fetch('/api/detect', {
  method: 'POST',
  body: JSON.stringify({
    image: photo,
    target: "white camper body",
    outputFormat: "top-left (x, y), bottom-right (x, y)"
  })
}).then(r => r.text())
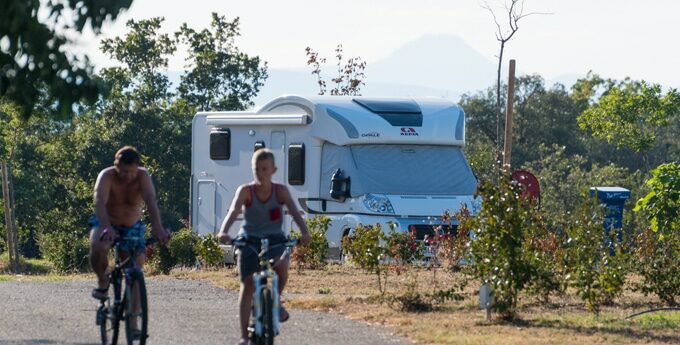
top-left (191, 95), bottom-right (478, 259)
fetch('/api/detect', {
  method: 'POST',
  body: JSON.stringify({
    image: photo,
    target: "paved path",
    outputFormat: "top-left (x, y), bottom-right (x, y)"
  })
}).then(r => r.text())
top-left (0, 278), bottom-right (412, 345)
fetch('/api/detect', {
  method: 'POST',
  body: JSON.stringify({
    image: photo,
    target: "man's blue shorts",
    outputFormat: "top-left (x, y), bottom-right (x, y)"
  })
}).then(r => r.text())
top-left (89, 216), bottom-right (147, 252)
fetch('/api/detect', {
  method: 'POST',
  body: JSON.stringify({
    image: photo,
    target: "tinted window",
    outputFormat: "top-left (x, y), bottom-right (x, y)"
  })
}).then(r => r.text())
top-left (210, 129), bottom-right (230, 160)
top-left (288, 143), bottom-right (305, 185)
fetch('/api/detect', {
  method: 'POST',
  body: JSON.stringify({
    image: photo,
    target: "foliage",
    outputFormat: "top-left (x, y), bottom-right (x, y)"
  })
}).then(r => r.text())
top-left (632, 162), bottom-right (680, 305)
top-left (146, 244), bottom-right (175, 275)
top-left (460, 75), bottom-right (587, 167)
top-left (632, 227), bottom-right (680, 306)
top-left (523, 144), bottom-right (646, 220)
top-left (176, 13), bottom-right (268, 111)
top-left (383, 223), bottom-right (424, 275)
top-left (562, 195), bottom-right (629, 314)
top-left (0, 0), bottom-right (132, 118)
top-left (634, 162), bottom-right (680, 237)
top-left (342, 223), bottom-right (387, 294)
top-left (38, 230), bottom-right (89, 273)
top-left (578, 79), bottom-right (680, 153)
top-left (168, 228), bottom-right (199, 267)
top-left (385, 274), bottom-right (466, 312)
top-left (196, 233), bottom-right (224, 268)
top-left (305, 44), bottom-right (367, 96)
top-left (291, 216), bottom-right (330, 271)
top-left (465, 169), bottom-right (545, 317)
top-left (434, 207), bottom-right (472, 272)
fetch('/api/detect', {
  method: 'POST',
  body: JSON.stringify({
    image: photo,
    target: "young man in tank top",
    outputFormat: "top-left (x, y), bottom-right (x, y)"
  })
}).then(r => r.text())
top-left (218, 148), bottom-right (312, 345)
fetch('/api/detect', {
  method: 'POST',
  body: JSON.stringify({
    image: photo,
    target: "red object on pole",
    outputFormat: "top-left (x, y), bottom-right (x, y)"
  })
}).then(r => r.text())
top-left (511, 170), bottom-right (540, 204)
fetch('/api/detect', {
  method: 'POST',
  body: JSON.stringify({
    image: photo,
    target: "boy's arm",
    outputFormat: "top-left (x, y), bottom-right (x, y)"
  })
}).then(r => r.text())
top-left (279, 185), bottom-right (311, 246)
top-left (218, 185), bottom-right (246, 243)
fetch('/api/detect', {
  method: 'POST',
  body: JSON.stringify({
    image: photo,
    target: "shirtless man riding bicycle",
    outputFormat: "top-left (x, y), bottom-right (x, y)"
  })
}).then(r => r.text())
top-left (89, 146), bottom-right (170, 300)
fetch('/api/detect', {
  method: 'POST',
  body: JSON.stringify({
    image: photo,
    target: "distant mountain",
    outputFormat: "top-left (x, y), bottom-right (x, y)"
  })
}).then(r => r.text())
top-left (168, 35), bottom-right (509, 107)
top-left (368, 34), bottom-right (497, 92)
top-left (253, 34), bottom-right (498, 106)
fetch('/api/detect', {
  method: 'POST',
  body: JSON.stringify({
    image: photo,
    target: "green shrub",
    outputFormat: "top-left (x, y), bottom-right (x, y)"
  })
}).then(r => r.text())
top-left (146, 244), bottom-right (175, 274)
top-left (168, 228), bottom-right (199, 267)
top-left (291, 216), bottom-right (330, 271)
top-left (563, 195), bottom-right (629, 314)
top-left (633, 162), bottom-right (680, 305)
top-left (342, 223), bottom-right (387, 294)
top-left (465, 170), bottom-right (547, 318)
top-left (38, 230), bottom-right (89, 273)
top-left (383, 223), bottom-right (424, 275)
top-left (196, 234), bottom-right (223, 268)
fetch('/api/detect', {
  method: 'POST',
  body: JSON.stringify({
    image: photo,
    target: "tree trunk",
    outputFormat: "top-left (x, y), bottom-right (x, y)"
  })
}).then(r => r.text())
top-left (1, 161), bottom-right (20, 271)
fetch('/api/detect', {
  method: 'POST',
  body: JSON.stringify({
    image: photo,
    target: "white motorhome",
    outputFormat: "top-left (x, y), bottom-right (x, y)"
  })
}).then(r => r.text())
top-left (191, 95), bottom-right (478, 259)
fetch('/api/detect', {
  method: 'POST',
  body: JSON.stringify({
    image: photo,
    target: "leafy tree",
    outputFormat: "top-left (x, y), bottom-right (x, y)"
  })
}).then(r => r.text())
top-left (0, 0), bottom-right (133, 118)
top-left (562, 195), bottom-right (630, 314)
top-left (176, 13), bottom-right (268, 111)
top-left (461, 75), bottom-right (586, 167)
top-left (632, 163), bottom-right (680, 305)
top-left (464, 169), bottom-right (545, 317)
top-left (577, 77), bottom-right (680, 170)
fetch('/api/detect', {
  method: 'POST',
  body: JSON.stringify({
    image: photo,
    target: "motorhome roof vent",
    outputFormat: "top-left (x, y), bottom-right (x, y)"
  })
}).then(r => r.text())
top-left (352, 98), bottom-right (423, 127)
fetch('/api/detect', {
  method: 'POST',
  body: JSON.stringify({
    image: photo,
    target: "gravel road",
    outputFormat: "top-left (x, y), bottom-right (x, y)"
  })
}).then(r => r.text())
top-left (0, 278), bottom-right (412, 345)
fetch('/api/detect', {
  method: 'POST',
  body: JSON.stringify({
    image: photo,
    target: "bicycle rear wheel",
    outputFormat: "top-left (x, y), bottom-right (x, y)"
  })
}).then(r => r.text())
top-left (261, 287), bottom-right (275, 345)
top-left (98, 298), bottom-right (122, 345)
top-left (123, 271), bottom-right (148, 345)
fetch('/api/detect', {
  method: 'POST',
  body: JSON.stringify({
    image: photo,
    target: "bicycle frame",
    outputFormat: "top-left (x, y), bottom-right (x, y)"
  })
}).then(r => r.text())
top-left (97, 235), bottom-right (154, 345)
top-left (251, 239), bottom-right (282, 336)
top-left (234, 237), bottom-right (297, 340)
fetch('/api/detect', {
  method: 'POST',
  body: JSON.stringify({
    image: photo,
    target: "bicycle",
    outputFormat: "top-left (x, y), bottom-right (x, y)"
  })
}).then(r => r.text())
top-left (233, 236), bottom-right (298, 345)
top-left (95, 233), bottom-right (156, 345)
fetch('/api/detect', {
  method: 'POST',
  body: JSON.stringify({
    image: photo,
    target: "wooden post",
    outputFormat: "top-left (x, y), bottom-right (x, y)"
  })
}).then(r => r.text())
top-left (1, 161), bottom-right (19, 271)
top-left (503, 59), bottom-right (516, 168)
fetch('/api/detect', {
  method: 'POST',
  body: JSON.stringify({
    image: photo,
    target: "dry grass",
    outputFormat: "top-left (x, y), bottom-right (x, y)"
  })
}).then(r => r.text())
top-left (168, 264), bottom-right (680, 345)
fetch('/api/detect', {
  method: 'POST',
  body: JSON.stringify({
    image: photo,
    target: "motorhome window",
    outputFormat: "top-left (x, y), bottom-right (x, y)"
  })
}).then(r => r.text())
top-left (288, 143), bottom-right (305, 185)
top-left (210, 129), bottom-right (230, 160)
top-left (319, 144), bottom-right (477, 197)
top-left (254, 140), bottom-right (265, 151)
top-left (353, 98), bottom-right (423, 126)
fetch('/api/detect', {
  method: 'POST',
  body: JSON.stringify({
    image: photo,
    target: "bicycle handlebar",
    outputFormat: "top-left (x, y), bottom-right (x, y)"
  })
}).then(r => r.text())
top-left (231, 238), bottom-right (298, 249)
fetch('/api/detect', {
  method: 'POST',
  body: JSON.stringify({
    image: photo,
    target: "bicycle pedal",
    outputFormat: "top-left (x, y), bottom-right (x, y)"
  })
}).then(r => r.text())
top-left (95, 309), bottom-right (105, 325)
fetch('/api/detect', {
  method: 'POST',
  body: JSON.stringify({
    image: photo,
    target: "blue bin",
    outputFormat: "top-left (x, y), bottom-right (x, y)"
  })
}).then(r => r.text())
top-left (589, 187), bottom-right (630, 246)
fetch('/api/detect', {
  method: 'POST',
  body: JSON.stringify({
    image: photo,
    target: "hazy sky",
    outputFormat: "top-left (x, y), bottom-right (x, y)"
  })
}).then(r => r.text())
top-left (77, 0), bottom-right (679, 87)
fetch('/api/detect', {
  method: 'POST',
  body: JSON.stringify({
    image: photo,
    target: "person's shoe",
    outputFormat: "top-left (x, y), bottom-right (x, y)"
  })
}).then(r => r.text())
top-left (236, 338), bottom-right (249, 345)
top-left (279, 305), bottom-right (290, 323)
top-left (91, 287), bottom-right (108, 300)
top-left (131, 329), bottom-right (142, 340)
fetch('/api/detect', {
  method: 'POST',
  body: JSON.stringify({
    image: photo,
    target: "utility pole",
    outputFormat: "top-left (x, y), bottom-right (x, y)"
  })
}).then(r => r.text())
top-left (1, 161), bottom-right (20, 271)
top-left (503, 59), bottom-right (516, 168)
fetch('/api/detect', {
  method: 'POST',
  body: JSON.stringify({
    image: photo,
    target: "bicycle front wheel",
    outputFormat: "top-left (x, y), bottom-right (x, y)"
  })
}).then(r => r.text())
top-left (123, 271), bottom-right (148, 345)
top-left (98, 298), bottom-right (122, 345)
top-left (261, 287), bottom-right (275, 345)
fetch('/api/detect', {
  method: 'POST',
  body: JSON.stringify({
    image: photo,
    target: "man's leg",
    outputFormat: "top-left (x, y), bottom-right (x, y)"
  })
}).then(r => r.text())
top-left (239, 275), bottom-right (255, 341)
top-left (89, 228), bottom-right (111, 291)
top-left (129, 254), bottom-right (145, 334)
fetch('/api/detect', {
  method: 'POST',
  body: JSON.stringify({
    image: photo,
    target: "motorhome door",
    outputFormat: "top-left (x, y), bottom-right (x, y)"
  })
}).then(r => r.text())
top-left (196, 180), bottom-right (216, 234)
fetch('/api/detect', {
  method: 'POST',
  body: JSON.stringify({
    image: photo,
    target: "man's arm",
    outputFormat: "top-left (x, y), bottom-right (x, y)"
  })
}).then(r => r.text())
top-left (278, 185), bottom-right (311, 246)
top-left (139, 169), bottom-right (170, 245)
top-left (94, 169), bottom-right (112, 232)
top-left (217, 185), bottom-right (247, 244)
